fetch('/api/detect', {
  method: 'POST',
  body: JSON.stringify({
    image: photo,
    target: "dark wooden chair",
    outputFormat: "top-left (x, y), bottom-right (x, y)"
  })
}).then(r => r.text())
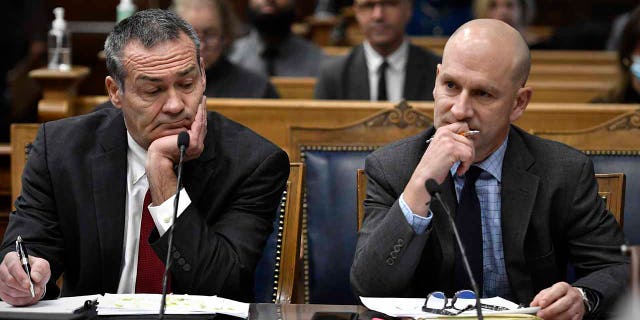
top-left (595, 173), bottom-right (625, 227)
top-left (533, 109), bottom-right (640, 241)
top-left (10, 124), bottom-right (40, 209)
top-left (289, 101), bottom-right (432, 304)
top-left (254, 163), bottom-right (305, 303)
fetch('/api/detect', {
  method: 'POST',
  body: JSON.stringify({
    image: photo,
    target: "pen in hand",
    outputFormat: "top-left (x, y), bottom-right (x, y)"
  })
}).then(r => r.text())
top-left (15, 236), bottom-right (35, 298)
top-left (426, 130), bottom-right (480, 144)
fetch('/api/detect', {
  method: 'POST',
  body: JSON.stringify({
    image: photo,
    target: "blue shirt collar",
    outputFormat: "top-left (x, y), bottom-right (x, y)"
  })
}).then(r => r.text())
top-left (450, 137), bottom-right (508, 182)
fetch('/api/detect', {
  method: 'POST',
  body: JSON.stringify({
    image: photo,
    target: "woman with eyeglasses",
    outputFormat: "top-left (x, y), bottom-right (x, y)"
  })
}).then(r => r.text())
top-left (173, 0), bottom-right (280, 99)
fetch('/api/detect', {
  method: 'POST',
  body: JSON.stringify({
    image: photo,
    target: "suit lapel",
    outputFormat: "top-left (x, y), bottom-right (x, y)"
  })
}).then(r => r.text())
top-left (91, 113), bottom-right (128, 293)
top-left (347, 45), bottom-right (371, 100)
top-left (500, 127), bottom-right (539, 302)
top-left (181, 124), bottom-right (217, 205)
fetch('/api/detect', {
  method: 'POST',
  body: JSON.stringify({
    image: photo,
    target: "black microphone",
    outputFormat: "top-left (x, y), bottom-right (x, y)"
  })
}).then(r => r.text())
top-left (425, 179), bottom-right (484, 320)
top-left (159, 131), bottom-right (190, 319)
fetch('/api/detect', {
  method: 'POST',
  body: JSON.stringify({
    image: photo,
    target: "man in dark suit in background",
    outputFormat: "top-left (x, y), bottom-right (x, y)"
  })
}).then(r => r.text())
top-left (0, 9), bottom-right (289, 306)
top-left (229, 0), bottom-right (325, 77)
top-left (314, 0), bottom-right (440, 101)
top-left (351, 19), bottom-right (628, 320)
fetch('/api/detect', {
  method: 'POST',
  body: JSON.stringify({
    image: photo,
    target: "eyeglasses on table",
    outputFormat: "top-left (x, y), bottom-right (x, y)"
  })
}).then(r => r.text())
top-left (421, 290), bottom-right (510, 315)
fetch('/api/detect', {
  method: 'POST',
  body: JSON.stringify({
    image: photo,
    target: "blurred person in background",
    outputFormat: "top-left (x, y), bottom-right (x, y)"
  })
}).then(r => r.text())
top-left (174, 0), bottom-right (279, 98)
top-left (315, 0), bottom-right (440, 101)
top-left (593, 5), bottom-right (640, 104)
top-left (472, 0), bottom-right (540, 45)
top-left (229, 0), bottom-right (325, 77)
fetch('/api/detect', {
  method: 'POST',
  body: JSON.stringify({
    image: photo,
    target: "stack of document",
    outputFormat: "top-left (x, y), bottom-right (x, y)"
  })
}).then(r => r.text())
top-left (97, 294), bottom-right (249, 318)
top-left (360, 296), bottom-right (540, 318)
top-left (0, 295), bottom-right (99, 315)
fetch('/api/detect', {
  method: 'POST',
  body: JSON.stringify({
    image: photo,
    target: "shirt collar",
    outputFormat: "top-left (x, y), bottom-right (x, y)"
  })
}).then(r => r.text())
top-left (363, 38), bottom-right (409, 73)
top-left (127, 131), bottom-right (147, 185)
top-left (450, 136), bottom-right (508, 182)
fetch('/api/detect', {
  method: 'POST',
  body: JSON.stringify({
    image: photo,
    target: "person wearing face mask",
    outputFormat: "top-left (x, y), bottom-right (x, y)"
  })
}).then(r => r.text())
top-left (173, 0), bottom-right (279, 98)
top-left (228, 0), bottom-right (326, 77)
top-left (594, 5), bottom-right (640, 104)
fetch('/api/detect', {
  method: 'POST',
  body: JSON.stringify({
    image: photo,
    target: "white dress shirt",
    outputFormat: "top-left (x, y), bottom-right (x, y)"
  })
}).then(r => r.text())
top-left (116, 132), bottom-right (192, 293)
top-left (362, 39), bottom-right (409, 102)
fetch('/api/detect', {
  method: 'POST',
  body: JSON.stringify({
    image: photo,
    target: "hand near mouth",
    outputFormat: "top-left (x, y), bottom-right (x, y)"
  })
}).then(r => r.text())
top-left (145, 95), bottom-right (208, 205)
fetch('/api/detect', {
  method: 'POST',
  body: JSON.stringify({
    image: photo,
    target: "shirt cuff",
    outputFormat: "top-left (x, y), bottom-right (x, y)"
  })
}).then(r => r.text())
top-left (399, 193), bottom-right (433, 234)
top-left (147, 188), bottom-right (191, 236)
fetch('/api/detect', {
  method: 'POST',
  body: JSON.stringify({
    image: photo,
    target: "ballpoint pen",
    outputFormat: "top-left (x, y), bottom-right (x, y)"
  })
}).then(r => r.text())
top-left (15, 236), bottom-right (35, 298)
top-left (426, 130), bottom-right (480, 144)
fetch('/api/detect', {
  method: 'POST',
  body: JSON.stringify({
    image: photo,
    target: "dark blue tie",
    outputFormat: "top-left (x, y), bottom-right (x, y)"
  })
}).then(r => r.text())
top-left (454, 165), bottom-right (483, 294)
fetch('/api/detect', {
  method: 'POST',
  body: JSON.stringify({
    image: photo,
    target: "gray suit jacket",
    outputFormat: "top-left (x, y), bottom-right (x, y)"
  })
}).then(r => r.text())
top-left (229, 29), bottom-right (325, 77)
top-left (1, 108), bottom-right (289, 302)
top-left (314, 43), bottom-right (440, 100)
top-left (351, 125), bottom-right (628, 316)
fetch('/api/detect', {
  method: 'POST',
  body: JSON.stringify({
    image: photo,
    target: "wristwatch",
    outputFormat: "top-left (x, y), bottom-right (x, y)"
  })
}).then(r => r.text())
top-left (575, 287), bottom-right (594, 314)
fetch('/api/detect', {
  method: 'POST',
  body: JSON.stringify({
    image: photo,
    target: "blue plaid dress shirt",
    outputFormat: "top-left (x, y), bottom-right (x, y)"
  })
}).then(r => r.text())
top-left (399, 137), bottom-right (511, 299)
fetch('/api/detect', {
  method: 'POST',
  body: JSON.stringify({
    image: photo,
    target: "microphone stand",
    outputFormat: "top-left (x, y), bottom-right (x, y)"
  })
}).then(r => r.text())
top-left (426, 180), bottom-right (484, 320)
top-left (159, 134), bottom-right (188, 319)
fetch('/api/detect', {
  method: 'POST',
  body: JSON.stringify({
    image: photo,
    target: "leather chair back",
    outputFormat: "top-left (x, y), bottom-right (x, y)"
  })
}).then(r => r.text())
top-left (534, 109), bottom-right (640, 243)
top-left (290, 101), bottom-right (433, 304)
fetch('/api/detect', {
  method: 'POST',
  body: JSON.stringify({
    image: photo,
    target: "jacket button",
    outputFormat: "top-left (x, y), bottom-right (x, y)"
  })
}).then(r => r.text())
top-left (173, 251), bottom-right (181, 259)
top-left (397, 239), bottom-right (404, 245)
top-left (178, 258), bottom-right (185, 265)
top-left (386, 257), bottom-right (394, 266)
top-left (390, 251), bottom-right (398, 259)
top-left (183, 264), bottom-right (191, 272)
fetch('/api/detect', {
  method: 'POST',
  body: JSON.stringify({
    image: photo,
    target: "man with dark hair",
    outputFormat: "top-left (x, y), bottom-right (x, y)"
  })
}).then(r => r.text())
top-left (0, 9), bottom-right (289, 306)
top-left (314, 0), bottom-right (440, 101)
top-left (229, 0), bottom-right (325, 77)
top-left (352, 19), bottom-right (628, 319)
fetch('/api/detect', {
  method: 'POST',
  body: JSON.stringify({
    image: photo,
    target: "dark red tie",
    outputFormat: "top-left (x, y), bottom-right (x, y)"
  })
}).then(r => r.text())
top-left (135, 191), bottom-right (170, 293)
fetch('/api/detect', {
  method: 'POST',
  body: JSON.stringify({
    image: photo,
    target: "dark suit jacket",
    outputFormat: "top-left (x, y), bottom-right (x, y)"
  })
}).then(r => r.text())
top-left (351, 126), bottom-right (628, 316)
top-left (0, 108), bottom-right (289, 302)
top-left (205, 56), bottom-right (279, 99)
top-left (314, 43), bottom-right (440, 100)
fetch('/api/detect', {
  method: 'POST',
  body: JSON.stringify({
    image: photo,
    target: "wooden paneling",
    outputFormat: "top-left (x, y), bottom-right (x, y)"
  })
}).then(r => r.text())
top-left (10, 124), bottom-right (40, 211)
top-left (68, 97), bottom-right (640, 156)
top-left (5, 98), bottom-right (637, 211)
top-left (269, 77), bottom-right (612, 103)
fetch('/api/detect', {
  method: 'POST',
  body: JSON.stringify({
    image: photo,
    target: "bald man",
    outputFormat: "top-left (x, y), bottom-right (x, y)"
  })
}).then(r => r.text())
top-left (351, 19), bottom-right (628, 320)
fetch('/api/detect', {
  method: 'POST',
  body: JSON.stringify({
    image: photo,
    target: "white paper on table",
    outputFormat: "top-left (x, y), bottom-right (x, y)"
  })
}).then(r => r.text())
top-left (97, 294), bottom-right (249, 318)
top-left (0, 295), bottom-right (99, 314)
top-left (360, 296), bottom-right (540, 318)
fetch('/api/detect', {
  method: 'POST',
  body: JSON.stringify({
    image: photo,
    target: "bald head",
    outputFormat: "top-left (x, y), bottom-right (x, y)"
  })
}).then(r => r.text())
top-left (445, 19), bottom-right (530, 87)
